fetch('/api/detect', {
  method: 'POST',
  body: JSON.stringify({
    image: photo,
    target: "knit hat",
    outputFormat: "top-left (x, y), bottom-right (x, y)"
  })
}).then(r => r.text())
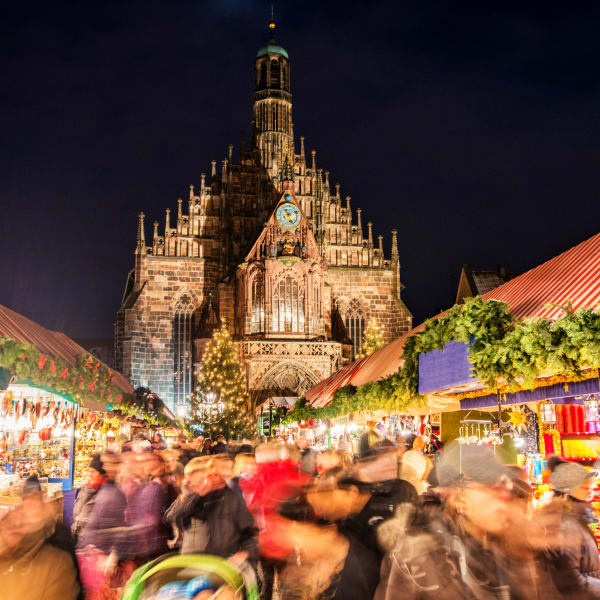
top-left (89, 453), bottom-right (106, 476)
top-left (550, 461), bottom-right (591, 494)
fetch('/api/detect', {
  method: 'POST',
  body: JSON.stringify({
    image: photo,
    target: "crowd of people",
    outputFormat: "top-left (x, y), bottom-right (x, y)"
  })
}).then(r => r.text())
top-left (1, 428), bottom-right (600, 600)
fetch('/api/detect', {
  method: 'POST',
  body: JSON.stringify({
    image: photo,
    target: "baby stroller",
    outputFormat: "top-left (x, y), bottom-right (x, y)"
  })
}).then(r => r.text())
top-left (121, 554), bottom-right (259, 600)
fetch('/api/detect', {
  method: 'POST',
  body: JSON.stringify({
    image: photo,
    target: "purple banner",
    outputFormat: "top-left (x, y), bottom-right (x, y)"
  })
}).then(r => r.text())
top-left (460, 377), bottom-right (600, 410)
top-left (418, 340), bottom-right (476, 395)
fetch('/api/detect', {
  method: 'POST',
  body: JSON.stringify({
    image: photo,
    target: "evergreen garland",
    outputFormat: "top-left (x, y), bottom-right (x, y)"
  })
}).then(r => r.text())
top-left (0, 337), bottom-right (175, 427)
top-left (284, 297), bottom-right (600, 424)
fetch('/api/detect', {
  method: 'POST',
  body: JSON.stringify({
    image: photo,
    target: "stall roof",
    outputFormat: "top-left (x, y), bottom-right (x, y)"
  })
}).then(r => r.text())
top-left (0, 303), bottom-right (133, 394)
top-left (306, 232), bottom-right (600, 409)
top-left (481, 232), bottom-right (600, 319)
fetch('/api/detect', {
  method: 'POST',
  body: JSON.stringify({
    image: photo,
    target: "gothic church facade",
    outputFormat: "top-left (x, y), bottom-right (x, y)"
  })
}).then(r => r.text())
top-left (114, 23), bottom-right (412, 411)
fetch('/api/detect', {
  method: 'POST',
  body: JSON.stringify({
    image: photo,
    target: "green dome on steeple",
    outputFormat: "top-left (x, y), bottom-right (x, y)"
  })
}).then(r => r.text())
top-left (256, 43), bottom-right (289, 59)
top-left (256, 8), bottom-right (288, 59)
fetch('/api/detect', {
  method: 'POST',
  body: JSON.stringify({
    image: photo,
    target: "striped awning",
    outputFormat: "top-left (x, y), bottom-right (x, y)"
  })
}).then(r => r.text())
top-left (484, 232), bottom-right (600, 319)
top-left (305, 232), bottom-right (600, 410)
top-left (0, 303), bottom-right (133, 394)
top-left (307, 357), bottom-right (368, 408)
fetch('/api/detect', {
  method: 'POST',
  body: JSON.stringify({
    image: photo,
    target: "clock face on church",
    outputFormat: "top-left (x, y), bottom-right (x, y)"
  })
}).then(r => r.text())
top-left (276, 202), bottom-right (301, 230)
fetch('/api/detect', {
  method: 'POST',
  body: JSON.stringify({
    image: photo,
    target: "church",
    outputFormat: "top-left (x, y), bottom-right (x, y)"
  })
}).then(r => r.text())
top-left (114, 19), bottom-right (413, 412)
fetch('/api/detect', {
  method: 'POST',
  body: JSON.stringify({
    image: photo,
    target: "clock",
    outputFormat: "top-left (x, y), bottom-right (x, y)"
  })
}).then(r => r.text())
top-left (276, 202), bottom-right (301, 230)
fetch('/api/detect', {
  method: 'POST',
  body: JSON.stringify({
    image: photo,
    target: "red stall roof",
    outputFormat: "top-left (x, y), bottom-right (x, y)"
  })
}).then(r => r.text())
top-left (306, 232), bottom-right (600, 408)
top-left (483, 232), bottom-right (600, 319)
top-left (0, 304), bottom-right (133, 394)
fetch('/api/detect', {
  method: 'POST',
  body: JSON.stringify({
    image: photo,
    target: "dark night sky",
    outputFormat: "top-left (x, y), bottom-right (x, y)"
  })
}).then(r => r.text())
top-left (1, 0), bottom-right (599, 338)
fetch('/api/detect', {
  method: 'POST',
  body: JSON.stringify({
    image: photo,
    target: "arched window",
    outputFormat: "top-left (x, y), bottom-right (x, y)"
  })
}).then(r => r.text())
top-left (313, 278), bottom-right (321, 330)
top-left (345, 299), bottom-right (365, 359)
top-left (272, 276), bottom-right (304, 333)
top-left (251, 273), bottom-right (265, 333)
top-left (270, 59), bottom-right (280, 88)
top-left (173, 295), bottom-right (194, 407)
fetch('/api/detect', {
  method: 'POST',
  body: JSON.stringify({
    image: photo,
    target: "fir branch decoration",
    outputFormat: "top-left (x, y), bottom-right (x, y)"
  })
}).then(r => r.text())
top-left (284, 297), bottom-right (600, 424)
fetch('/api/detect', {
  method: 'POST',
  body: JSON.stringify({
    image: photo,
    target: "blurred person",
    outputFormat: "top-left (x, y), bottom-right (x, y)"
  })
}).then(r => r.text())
top-left (213, 454), bottom-right (234, 485)
top-left (399, 436), bottom-right (431, 494)
top-left (166, 460), bottom-right (185, 493)
top-left (193, 436), bottom-right (206, 455)
top-left (358, 421), bottom-right (381, 459)
top-left (337, 433), bottom-right (353, 456)
top-left (315, 449), bottom-right (350, 480)
top-left (179, 436), bottom-right (199, 465)
top-left (279, 477), bottom-right (381, 600)
top-left (128, 451), bottom-right (178, 560)
top-left (541, 460), bottom-right (600, 597)
top-left (277, 504), bottom-right (355, 600)
top-left (73, 454), bottom-right (126, 549)
top-left (73, 454), bottom-right (131, 598)
top-left (393, 433), bottom-right (408, 462)
top-left (0, 484), bottom-right (80, 599)
top-left (203, 438), bottom-right (214, 455)
top-left (241, 442), bottom-right (311, 598)
top-left (72, 454), bottom-right (107, 544)
top-left (212, 434), bottom-right (229, 455)
top-left (297, 431), bottom-right (317, 475)
top-left (375, 443), bottom-right (561, 600)
top-left (164, 456), bottom-right (259, 564)
top-left (117, 449), bottom-right (141, 501)
top-left (151, 431), bottom-right (167, 450)
top-left (231, 453), bottom-right (258, 502)
top-left (340, 446), bottom-right (418, 558)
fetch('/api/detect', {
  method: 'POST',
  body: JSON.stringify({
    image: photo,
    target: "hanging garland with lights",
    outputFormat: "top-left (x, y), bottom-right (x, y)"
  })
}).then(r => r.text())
top-left (0, 337), bottom-right (175, 427)
top-left (0, 338), bottom-right (125, 405)
top-left (284, 297), bottom-right (600, 423)
top-left (188, 323), bottom-right (255, 439)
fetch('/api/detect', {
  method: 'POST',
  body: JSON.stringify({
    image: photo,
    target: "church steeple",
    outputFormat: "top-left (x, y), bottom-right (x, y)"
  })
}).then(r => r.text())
top-left (253, 9), bottom-right (293, 170)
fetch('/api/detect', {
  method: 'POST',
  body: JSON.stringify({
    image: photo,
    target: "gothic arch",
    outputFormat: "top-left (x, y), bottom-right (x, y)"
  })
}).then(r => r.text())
top-left (253, 360), bottom-right (320, 398)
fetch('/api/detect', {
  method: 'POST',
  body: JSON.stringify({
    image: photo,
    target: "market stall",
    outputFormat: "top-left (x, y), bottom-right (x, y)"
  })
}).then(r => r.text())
top-left (0, 303), bottom-right (135, 500)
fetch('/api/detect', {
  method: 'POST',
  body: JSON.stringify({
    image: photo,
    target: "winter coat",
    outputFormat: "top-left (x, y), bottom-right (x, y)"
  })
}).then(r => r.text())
top-left (0, 512), bottom-right (80, 600)
top-left (164, 486), bottom-right (259, 564)
top-left (328, 529), bottom-right (382, 600)
top-left (542, 496), bottom-right (600, 598)
top-left (71, 485), bottom-right (99, 542)
top-left (77, 480), bottom-right (129, 558)
top-left (240, 459), bottom-right (311, 559)
top-left (127, 478), bottom-right (176, 559)
top-left (341, 479), bottom-right (419, 557)
top-left (375, 503), bottom-right (565, 600)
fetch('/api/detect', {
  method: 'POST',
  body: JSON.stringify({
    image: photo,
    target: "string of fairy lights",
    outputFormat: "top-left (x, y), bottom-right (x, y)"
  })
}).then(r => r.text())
top-left (357, 320), bottom-right (384, 359)
top-left (189, 323), bottom-right (255, 438)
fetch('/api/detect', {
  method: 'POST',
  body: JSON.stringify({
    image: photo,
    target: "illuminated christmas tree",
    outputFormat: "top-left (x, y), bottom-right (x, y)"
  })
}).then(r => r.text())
top-left (189, 323), bottom-right (255, 439)
top-left (357, 319), bottom-right (384, 358)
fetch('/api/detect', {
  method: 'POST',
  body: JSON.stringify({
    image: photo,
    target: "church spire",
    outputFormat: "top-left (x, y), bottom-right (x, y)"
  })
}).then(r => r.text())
top-left (391, 229), bottom-right (400, 297)
top-left (136, 212), bottom-right (146, 254)
top-left (253, 9), bottom-right (293, 168)
top-left (268, 4), bottom-right (276, 40)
